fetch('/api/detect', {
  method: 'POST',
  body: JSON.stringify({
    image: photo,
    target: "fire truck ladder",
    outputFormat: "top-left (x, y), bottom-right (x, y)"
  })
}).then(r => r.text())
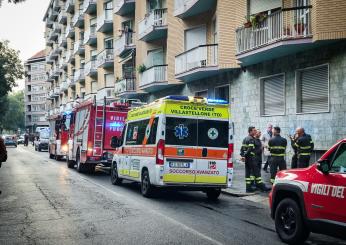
top-left (93, 98), bottom-right (106, 157)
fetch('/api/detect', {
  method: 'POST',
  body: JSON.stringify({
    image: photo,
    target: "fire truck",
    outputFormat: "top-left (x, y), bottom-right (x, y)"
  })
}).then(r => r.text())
top-left (47, 111), bottom-right (72, 160)
top-left (66, 97), bottom-right (131, 173)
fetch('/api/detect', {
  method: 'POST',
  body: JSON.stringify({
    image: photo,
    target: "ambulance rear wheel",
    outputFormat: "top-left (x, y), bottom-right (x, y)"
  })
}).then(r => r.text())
top-left (111, 162), bottom-right (122, 185)
top-left (275, 198), bottom-right (310, 244)
top-left (141, 170), bottom-right (154, 198)
top-left (206, 188), bottom-right (221, 201)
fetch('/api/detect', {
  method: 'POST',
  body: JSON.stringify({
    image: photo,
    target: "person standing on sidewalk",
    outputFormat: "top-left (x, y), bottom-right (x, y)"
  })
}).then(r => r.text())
top-left (289, 133), bottom-right (298, 169)
top-left (295, 128), bottom-right (314, 168)
top-left (254, 129), bottom-right (271, 191)
top-left (0, 135), bottom-right (7, 195)
top-left (268, 126), bottom-right (287, 184)
top-left (261, 124), bottom-right (273, 173)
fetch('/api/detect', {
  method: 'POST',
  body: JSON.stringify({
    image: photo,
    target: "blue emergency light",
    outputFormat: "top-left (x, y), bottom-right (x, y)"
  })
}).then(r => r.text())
top-left (207, 98), bottom-right (229, 104)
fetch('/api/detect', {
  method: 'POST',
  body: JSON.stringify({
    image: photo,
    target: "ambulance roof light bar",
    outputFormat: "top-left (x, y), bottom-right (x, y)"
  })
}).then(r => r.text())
top-left (164, 95), bottom-right (228, 105)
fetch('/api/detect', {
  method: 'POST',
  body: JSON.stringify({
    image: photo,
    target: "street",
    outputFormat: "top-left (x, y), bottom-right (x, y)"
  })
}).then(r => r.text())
top-left (0, 146), bottom-right (344, 245)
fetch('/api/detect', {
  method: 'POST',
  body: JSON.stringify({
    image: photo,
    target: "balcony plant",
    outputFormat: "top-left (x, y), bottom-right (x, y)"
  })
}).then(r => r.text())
top-left (294, 21), bottom-right (305, 35)
top-left (250, 13), bottom-right (267, 28)
top-left (137, 64), bottom-right (146, 74)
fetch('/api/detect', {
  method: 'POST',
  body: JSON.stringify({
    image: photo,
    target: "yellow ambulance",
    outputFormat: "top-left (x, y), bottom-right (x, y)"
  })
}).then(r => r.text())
top-left (110, 95), bottom-right (234, 199)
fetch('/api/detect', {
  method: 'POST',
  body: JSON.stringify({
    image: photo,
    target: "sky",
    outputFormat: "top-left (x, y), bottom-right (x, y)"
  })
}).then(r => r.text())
top-left (0, 0), bottom-right (49, 91)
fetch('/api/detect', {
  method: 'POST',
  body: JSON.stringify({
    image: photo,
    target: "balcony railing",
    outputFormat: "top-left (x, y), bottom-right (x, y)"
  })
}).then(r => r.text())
top-left (49, 90), bottom-right (54, 98)
top-left (65, 0), bottom-right (75, 13)
top-left (140, 65), bottom-right (167, 88)
top-left (73, 40), bottom-right (85, 54)
top-left (60, 81), bottom-right (68, 92)
top-left (97, 11), bottom-right (113, 32)
top-left (175, 44), bottom-right (218, 75)
top-left (58, 11), bottom-right (67, 24)
top-left (115, 32), bottom-right (134, 56)
top-left (72, 10), bottom-right (84, 27)
top-left (66, 24), bottom-right (75, 38)
top-left (97, 49), bottom-right (114, 67)
top-left (83, 26), bottom-right (97, 45)
top-left (58, 34), bottom-right (67, 47)
top-left (114, 78), bottom-right (136, 95)
top-left (53, 87), bottom-right (60, 96)
top-left (138, 8), bottom-right (167, 41)
top-left (83, 0), bottom-right (97, 14)
top-left (74, 69), bottom-right (85, 82)
top-left (84, 60), bottom-right (97, 76)
top-left (67, 77), bottom-right (76, 87)
top-left (174, 0), bottom-right (215, 19)
top-left (65, 50), bottom-right (73, 63)
top-left (114, 0), bottom-right (135, 15)
top-left (236, 7), bottom-right (312, 55)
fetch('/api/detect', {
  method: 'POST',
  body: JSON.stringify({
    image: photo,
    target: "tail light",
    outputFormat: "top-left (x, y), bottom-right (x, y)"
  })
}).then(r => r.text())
top-left (156, 139), bottom-right (165, 165)
top-left (227, 143), bottom-right (234, 168)
top-left (87, 141), bottom-right (93, 157)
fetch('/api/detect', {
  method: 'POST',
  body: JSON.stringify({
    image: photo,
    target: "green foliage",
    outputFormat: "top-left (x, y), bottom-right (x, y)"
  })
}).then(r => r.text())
top-left (0, 91), bottom-right (25, 131)
top-left (137, 64), bottom-right (146, 74)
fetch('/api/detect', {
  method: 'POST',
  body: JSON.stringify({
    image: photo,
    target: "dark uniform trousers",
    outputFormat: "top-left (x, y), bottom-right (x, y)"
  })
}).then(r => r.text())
top-left (269, 156), bottom-right (286, 183)
top-left (298, 155), bottom-right (310, 168)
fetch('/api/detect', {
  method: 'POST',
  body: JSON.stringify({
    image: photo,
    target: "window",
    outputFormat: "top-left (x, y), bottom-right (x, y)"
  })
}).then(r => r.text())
top-left (91, 50), bottom-right (98, 61)
top-left (104, 37), bottom-right (113, 49)
top-left (104, 1), bottom-right (113, 20)
top-left (125, 118), bottom-right (159, 145)
top-left (260, 74), bottom-right (285, 116)
top-left (147, 49), bottom-right (164, 67)
top-left (195, 90), bottom-right (208, 98)
top-left (166, 117), bottom-right (197, 146)
top-left (198, 119), bottom-right (228, 148)
top-left (215, 85), bottom-right (229, 102)
top-left (105, 73), bottom-right (115, 87)
top-left (330, 143), bottom-right (346, 174)
top-left (91, 81), bottom-right (98, 93)
top-left (184, 26), bottom-right (206, 51)
top-left (296, 64), bottom-right (329, 113)
top-left (31, 73), bottom-right (47, 82)
top-left (30, 63), bottom-right (45, 73)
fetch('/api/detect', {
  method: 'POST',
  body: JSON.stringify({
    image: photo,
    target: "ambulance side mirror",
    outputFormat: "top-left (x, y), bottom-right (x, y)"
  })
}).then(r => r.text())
top-left (111, 136), bottom-right (121, 148)
top-left (317, 159), bottom-right (330, 174)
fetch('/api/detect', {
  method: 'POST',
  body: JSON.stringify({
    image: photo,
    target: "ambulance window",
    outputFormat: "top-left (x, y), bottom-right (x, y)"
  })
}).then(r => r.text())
top-left (145, 118), bottom-right (159, 145)
top-left (125, 118), bottom-right (158, 145)
top-left (331, 143), bottom-right (346, 173)
top-left (165, 117), bottom-right (197, 146)
top-left (125, 121), bottom-right (139, 145)
top-left (198, 119), bottom-right (228, 148)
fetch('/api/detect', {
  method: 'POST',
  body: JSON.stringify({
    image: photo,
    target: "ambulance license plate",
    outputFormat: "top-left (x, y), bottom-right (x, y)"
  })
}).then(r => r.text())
top-left (169, 162), bottom-right (190, 168)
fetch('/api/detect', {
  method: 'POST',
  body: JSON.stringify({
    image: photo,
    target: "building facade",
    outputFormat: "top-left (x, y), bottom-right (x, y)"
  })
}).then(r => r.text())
top-left (24, 50), bottom-right (50, 133)
top-left (44, 0), bottom-right (346, 161)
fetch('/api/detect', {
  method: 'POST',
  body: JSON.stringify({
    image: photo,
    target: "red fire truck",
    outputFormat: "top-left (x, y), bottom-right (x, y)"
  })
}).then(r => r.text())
top-left (66, 98), bottom-right (130, 173)
top-left (48, 111), bottom-right (72, 160)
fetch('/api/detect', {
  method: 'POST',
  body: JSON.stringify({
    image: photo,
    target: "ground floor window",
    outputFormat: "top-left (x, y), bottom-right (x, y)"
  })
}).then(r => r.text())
top-left (260, 74), bottom-right (285, 116)
top-left (215, 85), bottom-right (229, 102)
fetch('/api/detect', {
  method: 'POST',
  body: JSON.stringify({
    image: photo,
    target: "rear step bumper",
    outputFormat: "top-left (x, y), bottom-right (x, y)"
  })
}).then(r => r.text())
top-left (94, 161), bottom-right (111, 173)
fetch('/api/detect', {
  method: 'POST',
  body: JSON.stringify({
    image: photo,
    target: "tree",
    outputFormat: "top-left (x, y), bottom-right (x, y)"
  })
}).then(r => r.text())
top-left (0, 0), bottom-right (26, 6)
top-left (1, 91), bottom-right (25, 132)
top-left (0, 40), bottom-right (24, 97)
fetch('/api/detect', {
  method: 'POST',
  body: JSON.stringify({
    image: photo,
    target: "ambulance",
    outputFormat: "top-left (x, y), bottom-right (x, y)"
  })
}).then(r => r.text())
top-left (110, 95), bottom-right (234, 199)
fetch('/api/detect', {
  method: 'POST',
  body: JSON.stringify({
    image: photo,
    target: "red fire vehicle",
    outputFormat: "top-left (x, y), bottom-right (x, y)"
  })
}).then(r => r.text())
top-left (270, 139), bottom-right (346, 244)
top-left (47, 111), bottom-right (72, 160)
top-left (66, 98), bottom-right (130, 173)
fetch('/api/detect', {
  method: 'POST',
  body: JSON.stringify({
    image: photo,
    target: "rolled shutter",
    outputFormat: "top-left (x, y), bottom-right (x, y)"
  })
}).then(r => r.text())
top-left (299, 65), bottom-right (329, 113)
top-left (262, 74), bottom-right (285, 115)
top-left (250, 0), bottom-right (282, 15)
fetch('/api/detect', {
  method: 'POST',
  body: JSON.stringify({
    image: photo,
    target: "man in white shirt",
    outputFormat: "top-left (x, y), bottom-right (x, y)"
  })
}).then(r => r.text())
top-left (260, 123), bottom-right (272, 173)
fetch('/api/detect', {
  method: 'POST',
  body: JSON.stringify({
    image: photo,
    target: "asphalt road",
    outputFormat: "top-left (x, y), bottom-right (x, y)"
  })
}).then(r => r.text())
top-left (0, 145), bottom-right (345, 245)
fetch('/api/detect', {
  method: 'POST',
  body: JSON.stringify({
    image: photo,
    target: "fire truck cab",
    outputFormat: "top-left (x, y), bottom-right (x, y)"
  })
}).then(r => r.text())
top-left (270, 139), bottom-right (346, 244)
top-left (66, 98), bottom-right (130, 173)
top-left (48, 112), bottom-right (71, 160)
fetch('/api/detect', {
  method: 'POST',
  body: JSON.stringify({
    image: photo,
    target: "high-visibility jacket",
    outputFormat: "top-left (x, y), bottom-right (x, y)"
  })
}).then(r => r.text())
top-left (268, 135), bottom-right (287, 157)
top-left (240, 135), bottom-right (256, 158)
top-left (296, 134), bottom-right (314, 156)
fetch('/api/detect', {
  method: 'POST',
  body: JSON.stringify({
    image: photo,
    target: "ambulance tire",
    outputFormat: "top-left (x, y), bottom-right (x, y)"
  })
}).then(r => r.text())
top-left (110, 162), bottom-right (122, 185)
top-left (275, 198), bottom-right (310, 244)
top-left (66, 156), bottom-right (75, 168)
top-left (206, 188), bottom-right (221, 201)
top-left (141, 170), bottom-right (154, 198)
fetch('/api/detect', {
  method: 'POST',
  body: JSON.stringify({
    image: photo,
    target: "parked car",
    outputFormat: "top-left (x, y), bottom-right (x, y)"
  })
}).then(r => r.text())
top-left (34, 129), bottom-right (49, 152)
top-left (4, 135), bottom-right (17, 147)
top-left (17, 135), bottom-right (25, 144)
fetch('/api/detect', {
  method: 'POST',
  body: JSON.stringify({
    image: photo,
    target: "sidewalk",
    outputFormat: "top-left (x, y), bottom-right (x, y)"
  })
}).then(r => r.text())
top-left (222, 160), bottom-right (272, 197)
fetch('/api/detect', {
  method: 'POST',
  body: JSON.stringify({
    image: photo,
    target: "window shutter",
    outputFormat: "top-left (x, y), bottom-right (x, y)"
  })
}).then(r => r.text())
top-left (262, 74), bottom-right (285, 115)
top-left (298, 65), bottom-right (329, 113)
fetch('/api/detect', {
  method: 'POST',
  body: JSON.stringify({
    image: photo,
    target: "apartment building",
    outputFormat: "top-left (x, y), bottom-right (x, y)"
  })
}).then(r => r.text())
top-left (44, 0), bottom-right (346, 160)
top-left (24, 50), bottom-right (50, 133)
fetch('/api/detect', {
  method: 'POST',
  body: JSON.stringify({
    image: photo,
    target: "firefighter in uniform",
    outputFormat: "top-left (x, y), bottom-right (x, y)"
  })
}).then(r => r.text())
top-left (295, 127), bottom-right (314, 168)
top-left (268, 126), bottom-right (287, 184)
top-left (240, 127), bottom-right (269, 192)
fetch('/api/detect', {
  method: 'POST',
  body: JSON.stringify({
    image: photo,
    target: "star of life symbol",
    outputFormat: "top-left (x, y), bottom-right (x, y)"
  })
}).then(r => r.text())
top-left (208, 128), bottom-right (218, 140)
top-left (174, 124), bottom-right (189, 139)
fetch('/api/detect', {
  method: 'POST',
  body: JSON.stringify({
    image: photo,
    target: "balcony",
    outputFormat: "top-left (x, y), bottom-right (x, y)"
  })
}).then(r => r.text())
top-left (73, 40), bottom-right (85, 55)
top-left (58, 58), bottom-right (67, 70)
top-left (65, 50), bottom-right (75, 63)
top-left (174, 0), bottom-right (216, 19)
top-left (97, 49), bottom-right (114, 68)
top-left (58, 34), bottom-right (67, 48)
top-left (175, 44), bottom-right (218, 82)
top-left (138, 9), bottom-right (167, 42)
top-left (83, 0), bottom-right (97, 14)
top-left (84, 60), bottom-right (97, 77)
top-left (53, 65), bottom-right (61, 77)
top-left (83, 26), bottom-right (97, 45)
top-left (67, 77), bottom-right (76, 87)
top-left (65, 0), bottom-right (75, 13)
top-left (72, 10), bottom-right (84, 28)
top-left (74, 69), bottom-right (85, 82)
top-left (46, 20), bottom-right (53, 28)
top-left (114, 78), bottom-right (136, 98)
top-left (114, 0), bottom-right (135, 16)
top-left (49, 90), bottom-right (54, 98)
top-left (48, 30), bottom-right (59, 42)
top-left (52, 43), bottom-right (61, 56)
top-left (66, 25), bottom-right (75, 38)
top-left (53, 0), bottom-right (62, 11)
top-left (52, 22), bottom-right (61, 34)
top-left (97, 11), bottom-right (113, 33)
top-left (60, 81), bottom-right (68, 93)
top-left (235, 6), bottom-right (313, 66)
top-left (48, 9), bottom-right (58, 21)
top-left (139, 65), bottom-right (168, 92)
top-left (58, 11), bottom-right (67, 24)
top-left (53, 87), bottom-right (60, 96)
top-left (115, 32), bottom-right (135, 57)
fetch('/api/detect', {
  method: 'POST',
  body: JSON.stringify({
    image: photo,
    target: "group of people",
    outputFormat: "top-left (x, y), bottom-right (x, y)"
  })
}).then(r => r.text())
top-left (240, 124), bottom-right (314, 193)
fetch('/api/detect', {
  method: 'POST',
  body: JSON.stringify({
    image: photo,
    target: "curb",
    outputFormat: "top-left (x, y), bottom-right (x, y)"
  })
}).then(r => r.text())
top-left (221, 189), bottom-right (257, 197)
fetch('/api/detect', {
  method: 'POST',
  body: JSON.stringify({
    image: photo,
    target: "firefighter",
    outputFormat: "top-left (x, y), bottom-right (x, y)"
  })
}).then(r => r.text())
top-left (240, 127), bottom-right (269, 192)
top-left (268, 126), bottom-right (287, 184)
top-left (295, 128), bottom-right (314, 168)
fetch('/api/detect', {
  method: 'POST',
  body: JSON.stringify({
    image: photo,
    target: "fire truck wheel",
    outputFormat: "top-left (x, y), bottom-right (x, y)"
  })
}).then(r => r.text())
top-left (76, 151), bottom-right (85, 173)
top-left (206, 188), bottom-right (221, 201)
top-left (110, 162), bottom-right (122, 185)
top-left (141, 170), bottom-right (154, 198)
top-left (88, 165), bottom-right (95, 174)
top-left (66, 156), bottom-right (75, 168)
top-left (55, 155), bottom-right (62, 161)
top-left (275, 198), bottom-right (310, 244)
top-left (49, 152), bottom-right (54, 159)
